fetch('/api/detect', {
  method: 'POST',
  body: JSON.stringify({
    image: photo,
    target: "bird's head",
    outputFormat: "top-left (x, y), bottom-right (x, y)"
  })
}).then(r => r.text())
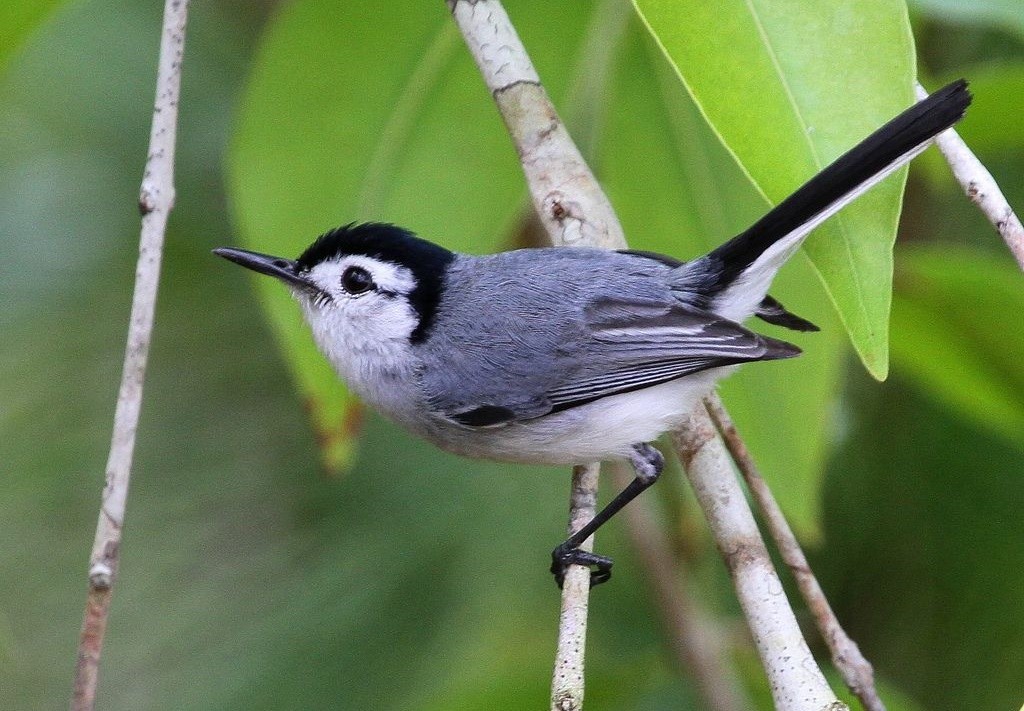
top-left (214, 223), bottom-right (454, 368)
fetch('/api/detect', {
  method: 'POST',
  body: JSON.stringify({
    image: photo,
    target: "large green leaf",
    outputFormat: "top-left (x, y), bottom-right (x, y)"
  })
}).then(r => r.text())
top-left (891, 245), bottom-right (1024, 446)
top-left (228, 0), bottom-right (593, 470)
top-left (600, 23), bottom-right (845, 537)
top-left (632, 0), bottom-right (917, 379)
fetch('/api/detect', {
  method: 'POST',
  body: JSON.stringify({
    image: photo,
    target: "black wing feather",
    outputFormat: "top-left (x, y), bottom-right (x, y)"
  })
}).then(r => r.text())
top-left (755, 295), bottom-right (819, 332)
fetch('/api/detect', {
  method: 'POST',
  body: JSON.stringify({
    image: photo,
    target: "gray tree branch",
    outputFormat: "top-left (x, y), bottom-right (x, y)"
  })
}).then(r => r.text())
top-left (673, 409), bottom-right (845, 711)
top-left (70, 2), bottom-right (189, 709)
top-left (705, 393), bottom-right (882, 711)
top-left (916, 81), bottom-right (1024, 270)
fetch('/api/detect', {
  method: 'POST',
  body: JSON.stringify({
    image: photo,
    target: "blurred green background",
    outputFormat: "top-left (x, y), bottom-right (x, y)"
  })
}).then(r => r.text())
top-left (1, 1), bottom-right (1022, 709)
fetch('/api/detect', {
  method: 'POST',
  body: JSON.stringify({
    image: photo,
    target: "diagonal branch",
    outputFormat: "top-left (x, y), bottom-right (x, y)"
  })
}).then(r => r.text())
top-left (705, 393), bottom-right (883, 711)
top-left (614, 466), bottom-right (752, 711)
top-left (69, 2), bottom-right (189, 709)
top-left (672, 408), bottom-right (844, 711)
top-left (915, 81), bottom-right (1024, 271)
top-left (447, 1), bottom-right (625, 249)
top-left (449, 2), bottom-right (844, 710)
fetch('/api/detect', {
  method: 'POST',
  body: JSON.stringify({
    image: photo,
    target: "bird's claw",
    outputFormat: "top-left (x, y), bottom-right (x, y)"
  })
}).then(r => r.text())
top-left (550, 544), bottom-right (613, 588)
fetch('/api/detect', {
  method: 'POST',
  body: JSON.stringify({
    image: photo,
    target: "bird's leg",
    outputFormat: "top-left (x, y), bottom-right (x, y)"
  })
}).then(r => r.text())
top-left (550, 442), bottom-right (664, 587)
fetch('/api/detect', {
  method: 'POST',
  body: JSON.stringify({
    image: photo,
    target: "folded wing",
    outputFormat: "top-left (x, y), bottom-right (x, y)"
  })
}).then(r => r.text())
top-left (441, 295), bottom-right (800, 427)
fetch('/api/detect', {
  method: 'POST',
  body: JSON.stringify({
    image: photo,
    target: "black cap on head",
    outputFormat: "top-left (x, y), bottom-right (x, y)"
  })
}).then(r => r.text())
top-left (296, 222), bottom-right (454, 272)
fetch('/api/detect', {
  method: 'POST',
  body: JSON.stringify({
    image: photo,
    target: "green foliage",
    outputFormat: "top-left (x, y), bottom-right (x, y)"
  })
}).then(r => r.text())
top-left (911, 0), bottom-right (1024, 38)
top-left (892, 245), bottom-right (1024, 446)
top-left (818, 379), bottom-right (1024, 711)
top-left (944, 62), bottom-right (1024, 153)
top-left (633, 0), bottom-right (915, 379)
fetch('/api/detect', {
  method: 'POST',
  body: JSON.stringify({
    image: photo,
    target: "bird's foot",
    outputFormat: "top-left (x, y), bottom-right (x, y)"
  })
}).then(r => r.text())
top-left (550, 543), bottom-right (613, 588)
top-left (548, 443), bottom-right (663, 589)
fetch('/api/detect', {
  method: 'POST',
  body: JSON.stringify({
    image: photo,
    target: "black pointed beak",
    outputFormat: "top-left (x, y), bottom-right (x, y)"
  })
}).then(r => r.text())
top-left (212, 247), bottom-right (317, 293)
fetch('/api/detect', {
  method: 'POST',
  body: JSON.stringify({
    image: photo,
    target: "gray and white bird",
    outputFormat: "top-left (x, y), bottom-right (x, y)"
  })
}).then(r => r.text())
top-left (215, 80), bottom-right (970, 586)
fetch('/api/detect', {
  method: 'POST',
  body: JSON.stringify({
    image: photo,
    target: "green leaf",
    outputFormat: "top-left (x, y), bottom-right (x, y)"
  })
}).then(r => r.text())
top-left (601, 22), bottom-right (845, 537)
top-left (0, 0), bottom-right (64, 71)
top-left (632, 0), bottom-right (918, 379)
top-left (891, 245), bottom-right (1024, 446)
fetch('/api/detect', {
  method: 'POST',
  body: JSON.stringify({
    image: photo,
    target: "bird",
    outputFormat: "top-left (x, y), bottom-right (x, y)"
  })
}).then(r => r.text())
top-left (215, 80), bottom-right (970, 587)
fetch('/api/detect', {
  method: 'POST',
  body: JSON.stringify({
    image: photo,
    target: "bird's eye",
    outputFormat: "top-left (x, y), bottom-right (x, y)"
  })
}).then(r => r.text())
top-left (341, 265), bottom-right (375, 295)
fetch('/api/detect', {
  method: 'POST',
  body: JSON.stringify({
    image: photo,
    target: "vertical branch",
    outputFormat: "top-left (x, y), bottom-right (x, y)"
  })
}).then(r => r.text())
top-left (551, 463), bottom-right (600, 710)
top-left (915, 82), bottom-right (1024, 271)
top-left (705, 394), bottom-right (883, 711)
top-left (70, 2), bottom-right (189, 709)
top-left (447, 3), bottom-right (626, 709)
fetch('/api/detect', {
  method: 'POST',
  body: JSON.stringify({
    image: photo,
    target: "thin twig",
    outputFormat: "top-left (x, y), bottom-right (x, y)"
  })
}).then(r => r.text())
top-left (613, 465), bottom-right (751, 711)
top-left (447, 2), bottom-right (626, 709)
top-left (915, 82), bottom-right (1024, 271)
top-left (551, 463), bottom-right (600, 710)
top-left (672, 410), bottom-right (846, 711)
top-left (705, 393), bottom-right (883, 711)
top-left (70, 2), bottom-right (189, 709)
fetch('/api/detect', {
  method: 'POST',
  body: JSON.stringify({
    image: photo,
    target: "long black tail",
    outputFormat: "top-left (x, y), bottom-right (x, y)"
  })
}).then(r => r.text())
top-left (697, 80), bottom-right (971, 321)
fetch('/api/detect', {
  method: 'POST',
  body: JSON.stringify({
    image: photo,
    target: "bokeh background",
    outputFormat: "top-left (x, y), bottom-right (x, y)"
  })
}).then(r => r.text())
top-left (1, 1), bottom-right (1022, 709)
